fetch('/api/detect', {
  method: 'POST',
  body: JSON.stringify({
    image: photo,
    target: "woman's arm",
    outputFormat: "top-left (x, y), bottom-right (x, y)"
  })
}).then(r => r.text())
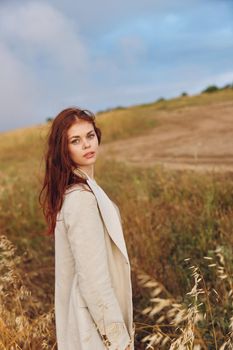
top-left (63, 189), bottom-right (131, 350)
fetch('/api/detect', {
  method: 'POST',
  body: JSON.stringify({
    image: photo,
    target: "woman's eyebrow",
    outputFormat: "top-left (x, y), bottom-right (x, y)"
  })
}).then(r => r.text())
top-left (69, 130), bottom-right (94, 140)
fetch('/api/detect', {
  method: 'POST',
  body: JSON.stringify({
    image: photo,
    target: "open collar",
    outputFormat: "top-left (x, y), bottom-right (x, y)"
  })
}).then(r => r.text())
top-left (72, 167), bottom-right (130, 264)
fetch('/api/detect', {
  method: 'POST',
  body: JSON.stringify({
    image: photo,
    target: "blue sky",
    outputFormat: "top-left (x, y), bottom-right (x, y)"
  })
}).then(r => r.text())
top-left (0, 0), bottom-right (233, 131)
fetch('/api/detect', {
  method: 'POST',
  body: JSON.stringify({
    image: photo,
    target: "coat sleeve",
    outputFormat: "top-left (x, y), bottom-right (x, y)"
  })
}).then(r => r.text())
top-left (63, 189), bottom-right (131, 350)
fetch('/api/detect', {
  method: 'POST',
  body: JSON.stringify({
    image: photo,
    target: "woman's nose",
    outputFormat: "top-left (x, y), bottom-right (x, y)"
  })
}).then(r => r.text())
top-left (82, 138), bottom-right (91, 149)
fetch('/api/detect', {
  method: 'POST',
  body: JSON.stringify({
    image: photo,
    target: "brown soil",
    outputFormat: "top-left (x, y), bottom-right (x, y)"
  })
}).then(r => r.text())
top-left (99, 100), bottom-right (233, 172)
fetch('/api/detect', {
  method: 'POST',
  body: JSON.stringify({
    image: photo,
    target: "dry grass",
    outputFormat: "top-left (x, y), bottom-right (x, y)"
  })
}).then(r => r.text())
top-left (0, 235), bottom-right (56, 350)
top-left (134, 247), bottom-right (233, 349)
top-left (0, 157), bottom-right (232, 349)
top-left (0, 157), bottom-right (233, 348)
top-left (0, 89), bottom-right (233, 349)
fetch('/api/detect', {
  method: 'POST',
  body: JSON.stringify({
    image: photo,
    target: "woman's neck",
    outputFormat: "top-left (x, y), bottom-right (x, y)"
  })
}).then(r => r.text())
top-left (75, 166), bottom-right (95, 180)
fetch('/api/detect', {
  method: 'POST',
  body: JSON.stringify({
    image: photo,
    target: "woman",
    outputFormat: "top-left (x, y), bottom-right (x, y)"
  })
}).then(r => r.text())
top-left (39, 107), bottom-right (135, 349)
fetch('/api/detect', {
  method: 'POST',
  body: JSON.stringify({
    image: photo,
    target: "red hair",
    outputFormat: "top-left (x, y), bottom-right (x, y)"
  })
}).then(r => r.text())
top-left (39, 107), bottom-right (102, 235)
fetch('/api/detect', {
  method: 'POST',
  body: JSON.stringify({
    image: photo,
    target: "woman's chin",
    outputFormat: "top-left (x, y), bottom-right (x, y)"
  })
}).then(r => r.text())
top-left (79, 157), bottom-right (97, 166)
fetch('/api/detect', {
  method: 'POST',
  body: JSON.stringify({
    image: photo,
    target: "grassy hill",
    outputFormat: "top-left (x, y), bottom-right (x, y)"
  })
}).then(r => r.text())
top-left (0, 89), bottom-right (233, 349)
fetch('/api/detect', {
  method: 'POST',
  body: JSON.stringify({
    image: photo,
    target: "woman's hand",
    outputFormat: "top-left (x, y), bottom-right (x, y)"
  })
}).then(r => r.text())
top-left (125, 346), bottom-right (130, 350)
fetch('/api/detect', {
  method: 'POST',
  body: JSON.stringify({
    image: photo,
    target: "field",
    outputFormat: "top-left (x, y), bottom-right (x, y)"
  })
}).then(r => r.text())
top-left (99, 89), bottom-right (233, 172)
top-left (0, 89), bottom-right (233, 349)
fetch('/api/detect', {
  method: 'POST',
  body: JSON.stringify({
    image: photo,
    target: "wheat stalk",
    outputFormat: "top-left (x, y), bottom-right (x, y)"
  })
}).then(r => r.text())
top-left (0, 235), bottom-right (56, 349)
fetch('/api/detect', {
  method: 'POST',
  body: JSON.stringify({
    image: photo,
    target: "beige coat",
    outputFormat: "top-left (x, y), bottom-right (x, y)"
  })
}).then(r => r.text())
top-left (54, 168), bottom-right (135, 349)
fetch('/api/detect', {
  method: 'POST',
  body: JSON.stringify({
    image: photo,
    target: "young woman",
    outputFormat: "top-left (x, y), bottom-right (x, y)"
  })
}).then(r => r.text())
top-left (39, 107), bottom-right (135, 349)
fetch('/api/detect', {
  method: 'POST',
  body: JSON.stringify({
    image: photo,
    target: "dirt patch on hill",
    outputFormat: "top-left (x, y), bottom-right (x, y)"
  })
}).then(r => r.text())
top-left (99, 100), bottom-right (233, 172)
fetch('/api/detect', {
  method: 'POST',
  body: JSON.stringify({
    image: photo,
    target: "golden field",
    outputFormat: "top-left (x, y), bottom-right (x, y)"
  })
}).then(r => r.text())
top-left (0, 89), bottom-right (233, 349)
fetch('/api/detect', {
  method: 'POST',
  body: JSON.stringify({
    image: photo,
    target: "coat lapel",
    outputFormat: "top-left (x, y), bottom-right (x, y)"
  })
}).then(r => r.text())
top-left (72, 168), bottom-right (130, 264)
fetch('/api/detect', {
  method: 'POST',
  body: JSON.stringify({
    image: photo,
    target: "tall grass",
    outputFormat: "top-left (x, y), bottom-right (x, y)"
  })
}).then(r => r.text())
top-left (0, 90), bottom-right (233, 348)
top-left (1, 156), bottom-right (232, 348)
top-left (135, 246), bottom-right (233, 349)
top-left (0, 235), bottom-right (56, 349)
top-left (1, 155), bottom-right (233, 349)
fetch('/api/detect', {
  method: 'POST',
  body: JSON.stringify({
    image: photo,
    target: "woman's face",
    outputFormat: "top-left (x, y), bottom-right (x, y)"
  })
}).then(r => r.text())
top-left (67, 118), bottom-right (99, 167)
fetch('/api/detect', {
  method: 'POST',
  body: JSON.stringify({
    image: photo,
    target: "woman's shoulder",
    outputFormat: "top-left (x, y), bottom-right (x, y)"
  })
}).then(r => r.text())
top-left (63, 183), bottom-right (96, 211)
top-left (65, 182), bottom-right (92, 195)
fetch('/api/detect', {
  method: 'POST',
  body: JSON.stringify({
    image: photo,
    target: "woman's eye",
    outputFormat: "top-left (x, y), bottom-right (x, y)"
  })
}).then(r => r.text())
top-left (70, 134), bottom-right (95, 145)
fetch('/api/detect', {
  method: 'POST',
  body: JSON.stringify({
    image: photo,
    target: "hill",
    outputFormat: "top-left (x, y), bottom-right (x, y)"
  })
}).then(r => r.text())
top-left (98, 89), bottom-right (233, 172)
top-left (1, 88), bottom-right (233, 172)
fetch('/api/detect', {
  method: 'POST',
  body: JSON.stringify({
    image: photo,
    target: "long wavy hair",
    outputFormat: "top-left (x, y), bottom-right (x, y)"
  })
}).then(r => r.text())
top-left (39, 107), bottom-right (102, 235)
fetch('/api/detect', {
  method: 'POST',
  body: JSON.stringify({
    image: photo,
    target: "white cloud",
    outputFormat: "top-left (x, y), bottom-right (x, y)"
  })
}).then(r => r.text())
top-left (0, 2), bottom-right (88, 73)
top-left (0, 1), bottom-right (90, 130)
top-left (0, 42), bottom-right (39, 131)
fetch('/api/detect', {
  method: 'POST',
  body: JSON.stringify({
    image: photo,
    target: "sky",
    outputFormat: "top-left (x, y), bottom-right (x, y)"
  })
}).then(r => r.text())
top-left (0, 0), bottom-right (233, 132)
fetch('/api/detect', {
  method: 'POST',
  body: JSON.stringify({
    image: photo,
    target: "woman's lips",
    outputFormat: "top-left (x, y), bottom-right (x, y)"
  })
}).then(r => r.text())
top-left (83, 152), bottom-right (95, 158)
